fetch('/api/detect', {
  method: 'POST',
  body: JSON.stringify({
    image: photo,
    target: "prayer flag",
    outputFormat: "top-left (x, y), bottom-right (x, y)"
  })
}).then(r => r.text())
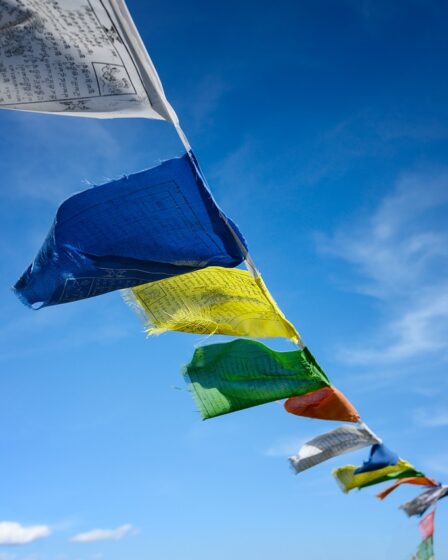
top-left (401, 486), bottom-right (448, 518)
top-left (129, 267), bottom-right (300, 342)
top-left (354, 444), bottom-right (399, 474)
top-left (14, 154), bottom-right (246, 308)
top-left (376, 477), bottom-right (439, 500)
top-left (184, 339), bottom-right (330, 419)
top-left (412, 537), bottom-right (435, 560)
top-left (419, 511), bottom-right (435, 540)
top-left (284, 386), bottom-right (360, 422)
top-left (333, 459), bottom-right (422, 493)
top-left (289, 424), bottom-right (380, 474)
top-left (0, 0), bottom-right (177, 121)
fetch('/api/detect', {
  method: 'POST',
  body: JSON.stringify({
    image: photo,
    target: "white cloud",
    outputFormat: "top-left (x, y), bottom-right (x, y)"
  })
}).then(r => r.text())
top-left (0, 522), bottom-right (51, 545)
top-left (424, 455), bottom-right (448, 476)
top-left (414, 408), bottom-right (448, 428)
top-left (70, 524), bottom-right (134, 543)
top-left (319, 168), bottom-right (448, 365)
top-left (264, 436), bottom-right (307, 457)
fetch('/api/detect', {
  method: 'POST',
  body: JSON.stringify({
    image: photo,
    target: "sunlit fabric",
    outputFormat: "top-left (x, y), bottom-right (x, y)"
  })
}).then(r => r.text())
top-left (333, 459), bottom-right (423, 493)
top-left (183, 339), bottom-right (329, 419)
top-left (129, 267), bottom-right (300, 342)
top-left (376, 477), bottom-right (439, 500)
top-left (14, 154), bottom-right (246, 308)
top-left (289, 424), bottom-right (380, 474)
top-left (354, 444), bottom-right (399, 474)
top-left (284, 386), bottom-right (360, 422)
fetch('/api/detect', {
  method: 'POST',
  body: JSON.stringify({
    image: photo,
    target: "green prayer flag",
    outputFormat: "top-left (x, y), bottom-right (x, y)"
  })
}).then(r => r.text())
top-left (183, 339), bottom-right (330, 419)
top-left (413, 537), bottom-right (435, 560)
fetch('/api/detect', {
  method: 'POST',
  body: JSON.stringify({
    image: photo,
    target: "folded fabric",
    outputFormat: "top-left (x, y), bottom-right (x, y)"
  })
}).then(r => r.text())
top-left (284, 386), bottom-right (360, 422)
top-left (15, 154), bottom-right (246, 308)
top-left (412, 537), bottom-right (435, 560)
top-left (129, 267), bottom-right (300, 342)
top-left (183, 339), bottom-right (330, 419)
top-left (419, 511), bottom-right (435, 540)
top-left (289, 423), bottom-right (380, 474)
top-left (376, 477), bottom-right (439, 500)
top-left (333, 459), bottom-right (423, 493)
top-left (354, 444), bottom-right (399, 474)
top-left (401, 486), bottom-right (448, 517)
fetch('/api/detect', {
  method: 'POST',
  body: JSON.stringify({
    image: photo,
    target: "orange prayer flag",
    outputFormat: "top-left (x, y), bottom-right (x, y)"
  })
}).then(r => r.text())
top-left (283, 386), bottom-right (360, 422)
top-left (376, 477), bottom-right (438, 500)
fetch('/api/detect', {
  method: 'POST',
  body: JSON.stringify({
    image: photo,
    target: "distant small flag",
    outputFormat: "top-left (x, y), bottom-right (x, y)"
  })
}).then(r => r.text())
top-left (184, 339), bottom-right (330, 419)
top-left (129, 267), bottom-right (300, 342)
top-left (289, 423), bottom-right (380, 474)
top-left (15, 155), bottom-right (246, 308)
top-left (0, 0), bottom-right (178, 122)
top-left (412, 537), bottom-right (435, 560)
top-left (419, 511), bottom-right (435, 540)
top-left (284, 386), bottom-right (360, 422)
top-left (376, 477), bottom-right (439, 500)
top-left (401, 486), bottom-right (448, 518)
top-left (333, 457), bottom-right (422, 493)
top-left (354, 444), bottom-right (399, 474)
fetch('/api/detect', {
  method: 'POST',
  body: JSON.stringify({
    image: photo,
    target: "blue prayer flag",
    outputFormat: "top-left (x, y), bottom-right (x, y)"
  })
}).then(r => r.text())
top-left (354, 443), bottom-right (399, 474)
top-left (14, 154), bottom-right (246, 308)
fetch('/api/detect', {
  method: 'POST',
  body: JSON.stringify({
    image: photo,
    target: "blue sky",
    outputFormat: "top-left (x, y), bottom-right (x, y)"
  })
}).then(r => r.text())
top-left (1, 0), bottom-right (448, 559)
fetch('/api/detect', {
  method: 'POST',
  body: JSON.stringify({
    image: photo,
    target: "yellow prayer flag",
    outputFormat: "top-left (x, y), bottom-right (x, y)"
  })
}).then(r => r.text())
top-left (333, 459), bottom-right (419, 493)
top-left (127, 267), bottom-right (300, 342)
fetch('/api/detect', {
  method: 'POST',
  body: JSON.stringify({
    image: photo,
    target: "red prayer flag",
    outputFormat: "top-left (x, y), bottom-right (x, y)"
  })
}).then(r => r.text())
top-left (419, 511), bottom-right (435, 540)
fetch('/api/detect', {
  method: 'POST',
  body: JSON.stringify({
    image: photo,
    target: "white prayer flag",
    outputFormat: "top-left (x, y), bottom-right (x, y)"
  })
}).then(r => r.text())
top-left (0, 0), bottom-right (178, 121)
top-left (400, 485), bottom-right (448, 517)
top-left (289, 423), bottom-right (380, 474)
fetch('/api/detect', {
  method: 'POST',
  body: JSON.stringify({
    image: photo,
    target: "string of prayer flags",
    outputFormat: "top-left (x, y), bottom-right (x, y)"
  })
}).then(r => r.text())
top-left (284, 386), bottom-right (360, 422)
top-left (129, 267), bottom-right (300, 342)
top-left (376, 477), bottom-right (439, 500)
top-left (354, 444), bottom-right (399, 474)
top-left (412, 537), bottom-right (435, 560)
top-left (14, 154), bottom-right (246, 308)
top-left (333, 459), bottom-right (423, 494)
top-left (183, 339), bottom-right (330, 419)
top-left (0, 0), bottom-right (178, 122)
top-left (400, 486), bottom-right (448, 518)
top-left (289, 423), bottom-right (380, 474)
top-left (419, 511), bottom-right (435, 540)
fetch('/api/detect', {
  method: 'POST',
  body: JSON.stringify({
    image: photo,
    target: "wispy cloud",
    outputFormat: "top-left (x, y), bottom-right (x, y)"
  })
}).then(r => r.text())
top-left (0, 553), bottom-right (16, 560)
top-left (264, 435), bottom-right (307, 457)
top-left (319, 168), bottom-right (448, 365)
top-left (0, 522), bottom-right (51, 545)
top-left (424, 455), bottom-right (448, 477)
top-left (414, 408), bottom-right (448, 428)
top-left (70, 524), bottom-right (135, 543)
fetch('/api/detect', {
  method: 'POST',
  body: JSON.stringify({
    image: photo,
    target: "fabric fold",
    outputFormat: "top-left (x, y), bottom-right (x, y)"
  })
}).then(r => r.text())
top-left (289, 423), bottom-right (380, 474)
top-left (284, 386), bottom-right (360, 422)
top-left (354, 444), bottom-right (399, 474)
top-left (400, 486), bottom-right (448, 517)
top-left (333, 458), bottom-right (422, 493)
top-left (15, 154), bottom-right (246, 308)
top-left (183, 339), bottom-right (330, 419)
top-left (376, 477), bottom-right (438, 500)
top-left (130, 267), bottom-right (300, 342)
